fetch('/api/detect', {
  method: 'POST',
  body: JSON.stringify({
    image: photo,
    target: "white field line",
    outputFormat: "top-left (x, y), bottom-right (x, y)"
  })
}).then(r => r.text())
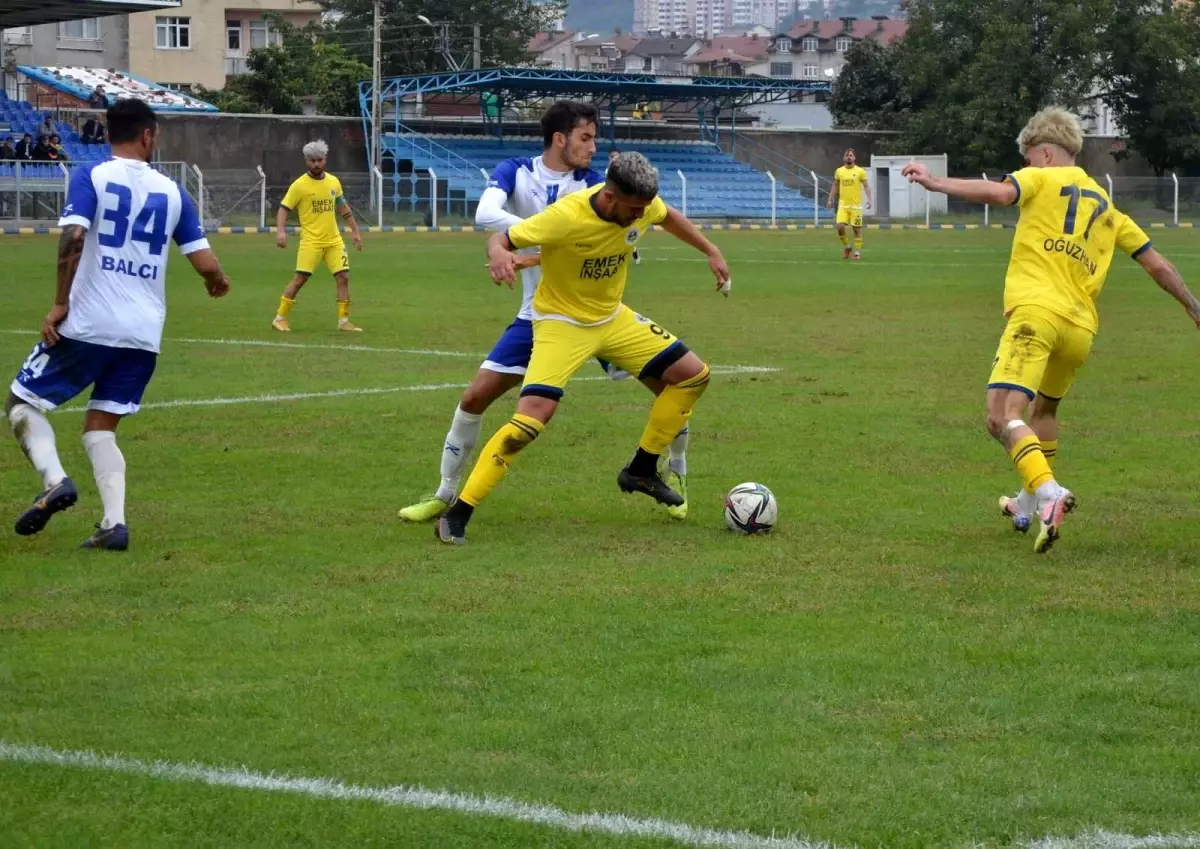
top-left (0, 740), bottom-right (843, 849)
top-left (44, 365), bottom-right (778, 413)
top-left (1, 742), bottom-right (1196, 849)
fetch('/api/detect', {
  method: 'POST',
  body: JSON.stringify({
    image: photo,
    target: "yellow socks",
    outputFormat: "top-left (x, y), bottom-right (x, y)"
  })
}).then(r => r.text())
top-left (1009, 435), bottom-right (1054, 493)
top-left (458, 414), bottom-right (544, 507)
top-left (276, 296), bottom-right (295, 319)
top-left (638, 366), bottom-right (710, 455)
top-left (337, 299), bottom-right (350, 323)
top-left (838, 231), bottom-right (851, 247)
top-left (853, 235), bottom-right (863, 252)
top-left (1041, 439), bottom-right (1058, 469)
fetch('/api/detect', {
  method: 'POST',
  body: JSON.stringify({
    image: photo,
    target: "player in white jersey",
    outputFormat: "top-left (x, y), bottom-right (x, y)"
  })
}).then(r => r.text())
top-left (5, 98), bottom-right (230, 551)
top-left (398, 101), bottom-right (694, 522)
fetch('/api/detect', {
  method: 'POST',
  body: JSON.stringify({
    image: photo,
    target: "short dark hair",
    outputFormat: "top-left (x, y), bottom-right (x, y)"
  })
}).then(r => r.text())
top-left (107, 98), bottom-right (158, 144)
top-left (608, 147), bottom-right (621, 156)
top-left (541, 100), bottom-right (599, 150)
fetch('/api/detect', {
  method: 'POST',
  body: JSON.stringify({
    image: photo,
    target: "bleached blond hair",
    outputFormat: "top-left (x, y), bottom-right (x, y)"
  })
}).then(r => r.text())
top-left (302, 139), bottom-right (329, 159)
top-left (1017, 108), bottom-right (1083, 158)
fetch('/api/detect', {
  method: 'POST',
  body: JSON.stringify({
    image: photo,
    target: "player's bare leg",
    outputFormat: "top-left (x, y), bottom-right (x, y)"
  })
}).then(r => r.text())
top-left (79, 409), bottom-right (129, 551)
top-left (334, 270), bottom-right (361, 332)
top-left (273, 272), bottom-right (309, 332)
top-left (639, 375), bottom-right (690, 519)
top-left (986, 388), bottom-right (1073, 553)
top-left (837, 223), bottom-right (851, 259)
top-left (6, 391), bottom-right (77, 535)
top-left (399, 368), bottom-right (523, 522)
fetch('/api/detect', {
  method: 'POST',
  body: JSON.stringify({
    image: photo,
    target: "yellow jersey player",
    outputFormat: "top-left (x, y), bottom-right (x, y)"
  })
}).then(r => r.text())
top-left (829, 148), bottom-right (871, 260)
top-left (272, 140), bottom-right (364, 332)
top-left (434, 152), bottom-right (731, 545)
top-left (903, 107), bottom-right (1200, 553)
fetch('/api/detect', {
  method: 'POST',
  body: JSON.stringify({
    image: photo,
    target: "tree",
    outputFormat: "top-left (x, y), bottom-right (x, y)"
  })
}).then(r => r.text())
top-left (196, 16), bottom-right (370, 115)
top-left (829, 39), bottom-right (909, 131)
top-left (325, 0), bottom-right (567, 78)
top-left (895, 0), bottom-right (1109, 174)
top-left (1101, 0), bottom-right (1200, 176)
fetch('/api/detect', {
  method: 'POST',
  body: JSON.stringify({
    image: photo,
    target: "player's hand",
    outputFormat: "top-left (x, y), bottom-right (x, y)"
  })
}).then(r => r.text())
top-left (901, 163), bottom-right (932, 186)
top-left (352, 232), bottom-right (364, 252)
top-left (275, 231), bottom-right (287, 249)
top-left (41, 304), bottom-right (68, 347)
top-left (513, 254), bottom-right (541, 271)
top-left (205, 274), bottom-right (231, 299)
top-left (708, 251), bottom-right (731, 297)
top-left (488, 250), bottom-right (518, 288)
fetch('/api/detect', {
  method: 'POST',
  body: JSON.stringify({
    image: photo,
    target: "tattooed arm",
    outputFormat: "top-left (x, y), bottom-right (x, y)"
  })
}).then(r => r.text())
top-left (1136, 248), bottom-right (1200, 329)
top-left (42, 224), bottom-right (85, 346)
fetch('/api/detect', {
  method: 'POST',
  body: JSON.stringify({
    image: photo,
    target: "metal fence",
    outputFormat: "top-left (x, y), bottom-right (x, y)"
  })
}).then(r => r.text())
top-left (4, 162), bottom-right (1200, 228)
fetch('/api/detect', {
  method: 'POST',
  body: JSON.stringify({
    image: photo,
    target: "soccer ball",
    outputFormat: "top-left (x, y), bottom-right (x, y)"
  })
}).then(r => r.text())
top-left (724, 482), bottom-right (777, 534)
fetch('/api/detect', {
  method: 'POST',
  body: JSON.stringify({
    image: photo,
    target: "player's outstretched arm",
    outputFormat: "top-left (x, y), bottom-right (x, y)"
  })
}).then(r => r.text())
top-left (42, 224), bottom-right (86, 346)
top-left (186, 248), bottom-right (231, 299)
top-left (1137, 248), bottom-right (1200, 328)
top-left (275, 206), bottom-right (289, 248)
top-left (658, 206), bottom-right (731, 295)
top-left (476, 186), bottom-right (523, 232)
top-left (902, 164), bottom-right (1017, 206)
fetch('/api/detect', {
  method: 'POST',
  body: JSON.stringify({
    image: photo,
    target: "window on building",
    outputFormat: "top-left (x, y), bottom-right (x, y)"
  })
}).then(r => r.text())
top-left (58, 18), bottom-right (100, 40)
top-left (802, 64), bottom-right (818, 78)
top-left (3, 27), bottom-right (33, 45)
top-left (769, 61), bottom-right (793, 78)
top-left (227, 22), bottom-right (242, 53)
top-left (801, 37), bottom-right (818, 51)
top-left (775, 37), bottom-right (791, 52)
top-left (155, 17), bottom-right (190, 49)
top-left (642, 56), bottom-right (652, 71)
top-left (835, 36), bottom-right (851, 52)
top-left (248, 19), bottom-right (281, 49)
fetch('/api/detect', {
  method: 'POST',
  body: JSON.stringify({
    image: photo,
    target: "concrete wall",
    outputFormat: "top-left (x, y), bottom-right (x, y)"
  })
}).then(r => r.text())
top-left (155, 112), bottom-right (1161, 182)
top-left (2, 17), bottom-right (129, 75)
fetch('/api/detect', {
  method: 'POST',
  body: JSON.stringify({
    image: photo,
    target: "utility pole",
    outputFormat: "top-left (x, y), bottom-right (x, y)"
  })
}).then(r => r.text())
top-left (371, 0), bottom-right (382, 210)
top-left (472, 23), bottom-right (481, 69)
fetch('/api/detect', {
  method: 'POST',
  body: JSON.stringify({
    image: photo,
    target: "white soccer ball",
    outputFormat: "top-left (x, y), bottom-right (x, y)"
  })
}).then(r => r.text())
top-left (724, 482), bottom-right (777, 534)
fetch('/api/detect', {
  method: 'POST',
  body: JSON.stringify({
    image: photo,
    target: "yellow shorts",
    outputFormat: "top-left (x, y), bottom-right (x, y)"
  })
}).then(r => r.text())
top-left (988, 305), bottom-right (1095, 401)
top-left (837, 207), bottom-right (863, 228)
top-left (296, 242), bottom-right (349, 276)
top-left (522, 305), bottom-right (687, 399)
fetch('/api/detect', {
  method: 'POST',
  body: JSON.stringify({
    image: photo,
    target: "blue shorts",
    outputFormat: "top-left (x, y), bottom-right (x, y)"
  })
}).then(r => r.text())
top-left (10, 337), bottom-right (158, 416)
top-left (481, 317), bottom-right (632, 380)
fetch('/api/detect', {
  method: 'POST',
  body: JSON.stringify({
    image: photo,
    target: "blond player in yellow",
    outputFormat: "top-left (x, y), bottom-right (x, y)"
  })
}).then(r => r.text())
top-left (434, 152), bottom-right (730, 545)
top-left (829, 148), bottom-right (871, 260)
top-left (903, 108), bottom-right (1200, 553)
top-left (272, 140), bottom-right (364, 332)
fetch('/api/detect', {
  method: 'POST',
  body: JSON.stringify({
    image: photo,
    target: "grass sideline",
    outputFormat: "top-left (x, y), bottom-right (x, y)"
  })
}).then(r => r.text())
top-left (1, 229), bottom-right (1199, 848)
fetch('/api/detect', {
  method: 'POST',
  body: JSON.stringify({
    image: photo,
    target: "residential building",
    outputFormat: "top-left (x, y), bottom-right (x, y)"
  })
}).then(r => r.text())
top-left (2, 18), bottom-right (129, 75)
top-left (620, 37), bottom-right (703, 75)
top-left (127, 0), bottom-right (322, 90)
top-left (746, 16), bottom-right (907, 80)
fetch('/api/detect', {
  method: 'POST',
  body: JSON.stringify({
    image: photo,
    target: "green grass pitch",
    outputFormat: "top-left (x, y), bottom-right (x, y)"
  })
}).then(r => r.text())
top-left (1, 229), bottom-right (1199, 848)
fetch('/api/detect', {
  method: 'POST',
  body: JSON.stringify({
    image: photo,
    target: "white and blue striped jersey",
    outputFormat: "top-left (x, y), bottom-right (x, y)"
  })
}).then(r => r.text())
top-left (57, 158), bottom-right (209, 354)
top-left (478, 156), bottom-right (602, 320)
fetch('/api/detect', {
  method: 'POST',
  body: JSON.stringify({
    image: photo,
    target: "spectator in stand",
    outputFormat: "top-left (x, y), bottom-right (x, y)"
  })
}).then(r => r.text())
top-left (87, 85), bottom-right (107, 109)
top-left (14, 133), bottom-right (34, 160)
top-left (48, 134), bottom-right (68, 161)
top-left (81, 116), bottom-right (106, 145)
top-left (0, 136), bottom-right (15, 161)
top-left (39, 115), bottom-right (56, 139)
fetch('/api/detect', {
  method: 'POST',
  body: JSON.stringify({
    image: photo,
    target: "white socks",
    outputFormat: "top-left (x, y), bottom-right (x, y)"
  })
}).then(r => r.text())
top-left (668, 426), bottom-right (689, 476)
top-left (9, 403), bottom-right (66, 488)
top-left (1016, 489), bottom-right (1037, 516)
top-left (83, 430), bottom-right (126, 529)
top-left (437, 406), bottom-right (483, 503)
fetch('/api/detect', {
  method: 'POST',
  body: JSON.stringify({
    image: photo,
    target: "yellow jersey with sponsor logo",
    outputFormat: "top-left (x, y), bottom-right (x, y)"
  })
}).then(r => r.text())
top-left (506, 185), bottom-right (668, 326)
top-left (834, 165), bottom-right (868, 210)
top-left (1002, 166), bottom-right (1151, 333)
top-left (281, 172), bottom-right (345, 247)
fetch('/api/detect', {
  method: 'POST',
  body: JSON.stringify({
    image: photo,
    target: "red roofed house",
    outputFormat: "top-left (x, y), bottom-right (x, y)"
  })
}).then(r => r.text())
top-left (746, 16), bottom-right (908, 80)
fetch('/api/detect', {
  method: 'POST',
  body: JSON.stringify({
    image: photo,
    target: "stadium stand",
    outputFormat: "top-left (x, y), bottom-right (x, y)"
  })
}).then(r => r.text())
top-left (17, 66), bottom-right (218, 113)
top-left (382, 134), bottom-right (825, 220)
top-left (0, 90), bottom-right (112, 163)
